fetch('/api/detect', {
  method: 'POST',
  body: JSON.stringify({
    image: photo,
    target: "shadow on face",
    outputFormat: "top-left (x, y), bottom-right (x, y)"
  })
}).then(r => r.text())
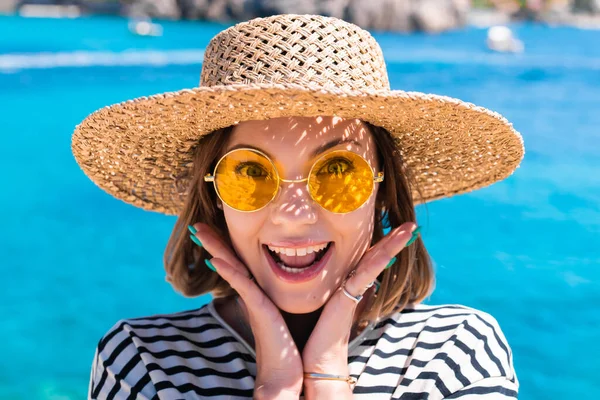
top-left (219, 116), bottom-right (382, 314)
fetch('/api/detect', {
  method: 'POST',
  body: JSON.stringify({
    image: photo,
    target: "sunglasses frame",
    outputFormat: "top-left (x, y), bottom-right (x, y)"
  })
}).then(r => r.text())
top-left (204, 147), bottom-right (384, 214)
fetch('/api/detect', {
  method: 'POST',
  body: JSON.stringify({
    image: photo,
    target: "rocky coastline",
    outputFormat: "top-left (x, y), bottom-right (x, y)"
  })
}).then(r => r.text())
top-left (4, 0), bottom-right (600, 32)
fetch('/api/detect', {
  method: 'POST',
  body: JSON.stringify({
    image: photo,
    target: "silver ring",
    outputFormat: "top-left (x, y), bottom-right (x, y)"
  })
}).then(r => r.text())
top-left (341, 284), bottom-right (363, 303)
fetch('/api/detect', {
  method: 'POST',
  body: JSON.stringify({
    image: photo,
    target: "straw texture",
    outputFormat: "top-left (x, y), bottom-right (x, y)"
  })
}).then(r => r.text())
top-left (72, 14), bottom-right (524, 215)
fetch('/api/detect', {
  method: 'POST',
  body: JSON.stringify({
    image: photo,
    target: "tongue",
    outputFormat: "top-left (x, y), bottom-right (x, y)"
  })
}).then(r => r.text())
top-left (279, 252), bottom-right (317, 268)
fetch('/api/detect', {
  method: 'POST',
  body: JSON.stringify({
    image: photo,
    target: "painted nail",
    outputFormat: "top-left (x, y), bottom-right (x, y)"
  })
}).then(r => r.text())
top-left (374, 280), bottom-right (381, 293)
top-left (188, 225), bottom-right (197, 234)
top-left (189, 234), bottom-right (203, 247)
top-left (406, 226), bottom-right (422, 246)
top-left (385, 256), bottom-right (397, 270)
top-left (204, 259), bottom-right (216, 272)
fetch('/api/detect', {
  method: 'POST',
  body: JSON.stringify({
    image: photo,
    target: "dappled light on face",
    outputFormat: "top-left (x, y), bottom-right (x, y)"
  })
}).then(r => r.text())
top-left (223, 116), bottom-right (380, 311)
top-left (270, 180), bottom-right (319, 227)
top-left (365, 141), bottom-right (372, 163)
top-left (347, 122), bottom-right (372, 167)
top-left (348, 223), bottom-right (369, 269)
top-left (294, 130), bottom-right (308, 148)
top-left (328, 217), bottom-right (373, 291)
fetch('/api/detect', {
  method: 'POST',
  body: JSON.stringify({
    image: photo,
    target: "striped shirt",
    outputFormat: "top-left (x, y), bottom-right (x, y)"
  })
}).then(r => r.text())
top-left (88, 302), bottom-right (519, 399)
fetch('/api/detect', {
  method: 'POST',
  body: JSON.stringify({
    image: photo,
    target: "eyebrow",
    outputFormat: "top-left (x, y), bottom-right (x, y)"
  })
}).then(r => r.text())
top-left (310, 138), bottom-right (362, 158)
top-left (227, 138), bottom-right (362, 160)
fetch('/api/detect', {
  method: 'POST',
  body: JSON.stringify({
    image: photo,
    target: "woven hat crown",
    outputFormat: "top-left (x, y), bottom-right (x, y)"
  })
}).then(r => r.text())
top-left (200, 14), bottom-right (390, 91)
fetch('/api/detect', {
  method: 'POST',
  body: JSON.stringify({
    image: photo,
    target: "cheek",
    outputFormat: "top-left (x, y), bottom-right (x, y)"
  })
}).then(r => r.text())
top-left (328, 198), bottom-right (377, 256)
top-left (224, 210), bottom-right (261, 237)
top-left (222, 208), bottom-right (269, 262)
top-left (350, 195), bottom-right (377, 235)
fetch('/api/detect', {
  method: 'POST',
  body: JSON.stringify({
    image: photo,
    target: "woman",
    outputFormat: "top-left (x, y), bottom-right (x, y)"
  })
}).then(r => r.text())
top-left (74, 14), bottom-right (523, 400)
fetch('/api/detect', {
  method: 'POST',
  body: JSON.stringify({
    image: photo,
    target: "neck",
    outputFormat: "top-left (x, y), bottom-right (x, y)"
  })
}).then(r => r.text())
top-left (281, 307), bottom-right (323, 353)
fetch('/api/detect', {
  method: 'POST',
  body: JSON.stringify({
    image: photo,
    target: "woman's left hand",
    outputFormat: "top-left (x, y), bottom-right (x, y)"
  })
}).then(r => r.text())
top-left (301, 222), bottom-right (418, 394)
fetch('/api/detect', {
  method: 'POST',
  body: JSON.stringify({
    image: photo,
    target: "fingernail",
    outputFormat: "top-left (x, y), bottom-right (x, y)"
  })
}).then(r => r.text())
top-left (204, 259), bottom-right (216, 272)
top-left (385, 256), bottom-right (397, 270)
top-left (374, 280), bottom-right (381, 293)
top-left (406, 226), bottom-right (422, 246)
top-left (189, 234), bottom-right (203, 247)
top-left (188, 225), bottom-right (197, 234)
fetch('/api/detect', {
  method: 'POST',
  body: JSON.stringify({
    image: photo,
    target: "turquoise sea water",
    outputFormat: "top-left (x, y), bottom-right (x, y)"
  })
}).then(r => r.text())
top-left (1, 15), bottom-right (598, 400)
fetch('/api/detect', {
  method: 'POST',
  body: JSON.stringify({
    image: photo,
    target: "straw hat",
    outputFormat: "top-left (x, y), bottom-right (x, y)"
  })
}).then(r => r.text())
top-left (72, 14), bottom-right (524, 215)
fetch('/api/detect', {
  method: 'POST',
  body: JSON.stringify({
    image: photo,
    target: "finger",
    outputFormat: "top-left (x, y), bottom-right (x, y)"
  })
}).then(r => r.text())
top-left (343, 222), bottom-right (418, 300)
top-left (209, 258), bottom-right (275, 324)
top-left (190, 223), bottom-right (247, 271)
top-left (209, 257), bottom-right (280, 311)
top-left (209, 258), bottom-right (258, 300)
top-left (210, 258), bottom-right (292, 345)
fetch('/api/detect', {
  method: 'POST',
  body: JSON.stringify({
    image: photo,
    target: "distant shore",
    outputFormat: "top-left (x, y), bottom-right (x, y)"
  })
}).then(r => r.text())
top-left (2, 0), bottom-right (599, 32)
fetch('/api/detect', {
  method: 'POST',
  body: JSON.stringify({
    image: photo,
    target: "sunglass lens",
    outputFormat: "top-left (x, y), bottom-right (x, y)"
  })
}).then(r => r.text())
top-left (214, 149), bottom-right (278, 211)
top-left (309, 151), bottom-right (374, 213)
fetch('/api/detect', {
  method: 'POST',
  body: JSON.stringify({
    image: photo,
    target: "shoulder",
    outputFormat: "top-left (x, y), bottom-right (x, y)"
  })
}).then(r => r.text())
top-left (89, 305), bottom-right (217, 399)
top-left (384, 303), bottom-right (512, 340)
top-left (94, 305), bottom-right (216, 359)
top-left (390, 303), bottom-right (516, 375)
top-left (395, 302), bottom-right (511, 338)
top-left (367, 303), bottom-right (518, 398)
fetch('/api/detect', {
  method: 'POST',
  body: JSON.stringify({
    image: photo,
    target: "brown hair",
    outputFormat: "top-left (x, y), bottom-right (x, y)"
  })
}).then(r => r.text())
top-left (164, 122), bottom-right (435, 323)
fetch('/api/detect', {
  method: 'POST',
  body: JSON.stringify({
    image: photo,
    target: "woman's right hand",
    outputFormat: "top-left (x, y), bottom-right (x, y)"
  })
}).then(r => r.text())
top-left (190, 223), bottom-right (303, 400)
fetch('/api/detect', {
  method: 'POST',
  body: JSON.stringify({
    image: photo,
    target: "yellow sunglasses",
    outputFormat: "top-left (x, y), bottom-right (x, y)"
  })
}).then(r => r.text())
top-left (204, 148), bottom-right (384, 214)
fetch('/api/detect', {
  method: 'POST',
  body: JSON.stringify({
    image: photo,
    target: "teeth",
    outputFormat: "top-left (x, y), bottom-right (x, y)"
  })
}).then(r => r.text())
top-left (267, 242), bottom-right (329, 256)
top-left (278, 263), bottom-right (312, 273)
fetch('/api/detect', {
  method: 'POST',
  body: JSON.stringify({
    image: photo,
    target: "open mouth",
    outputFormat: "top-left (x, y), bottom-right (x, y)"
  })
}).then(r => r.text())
top-left (265, 242), bottom-right (332, 272)
top-left (262, 242), bottom-right (334, 282)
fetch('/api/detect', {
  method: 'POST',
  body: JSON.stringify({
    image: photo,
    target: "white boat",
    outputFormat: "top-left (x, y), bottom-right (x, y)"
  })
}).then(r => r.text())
top-left (128, 18), bottom-right (163, 37)
top-left (486, 25), bottom-right (524, 53)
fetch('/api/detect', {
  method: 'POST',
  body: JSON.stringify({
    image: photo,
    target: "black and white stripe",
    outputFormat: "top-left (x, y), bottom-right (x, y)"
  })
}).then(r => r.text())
top-left (89, 303), bottom-right (518, 399)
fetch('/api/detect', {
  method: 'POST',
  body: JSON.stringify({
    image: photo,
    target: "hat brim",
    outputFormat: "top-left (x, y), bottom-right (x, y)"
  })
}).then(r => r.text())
top-left (72, 83), bottom-right (524, 215)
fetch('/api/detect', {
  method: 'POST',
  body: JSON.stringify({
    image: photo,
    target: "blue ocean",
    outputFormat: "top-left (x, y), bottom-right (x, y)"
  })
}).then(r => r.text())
top-left (1, 15), bottom-right (598, 400)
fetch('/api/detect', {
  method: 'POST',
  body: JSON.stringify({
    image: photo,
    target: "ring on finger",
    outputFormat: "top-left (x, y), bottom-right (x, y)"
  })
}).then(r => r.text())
top-left (341, 281), bottom-right (363, 304)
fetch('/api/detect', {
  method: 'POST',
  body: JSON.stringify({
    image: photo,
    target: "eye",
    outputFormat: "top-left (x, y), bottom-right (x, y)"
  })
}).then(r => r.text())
top-left (317, 157), bottom-right (353, 176)
top-left (236, 162), bottom-right (269, 178)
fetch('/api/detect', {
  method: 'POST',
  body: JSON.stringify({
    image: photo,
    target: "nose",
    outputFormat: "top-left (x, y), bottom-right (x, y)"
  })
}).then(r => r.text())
top-left (269, 181), bottom-right (318, 226)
